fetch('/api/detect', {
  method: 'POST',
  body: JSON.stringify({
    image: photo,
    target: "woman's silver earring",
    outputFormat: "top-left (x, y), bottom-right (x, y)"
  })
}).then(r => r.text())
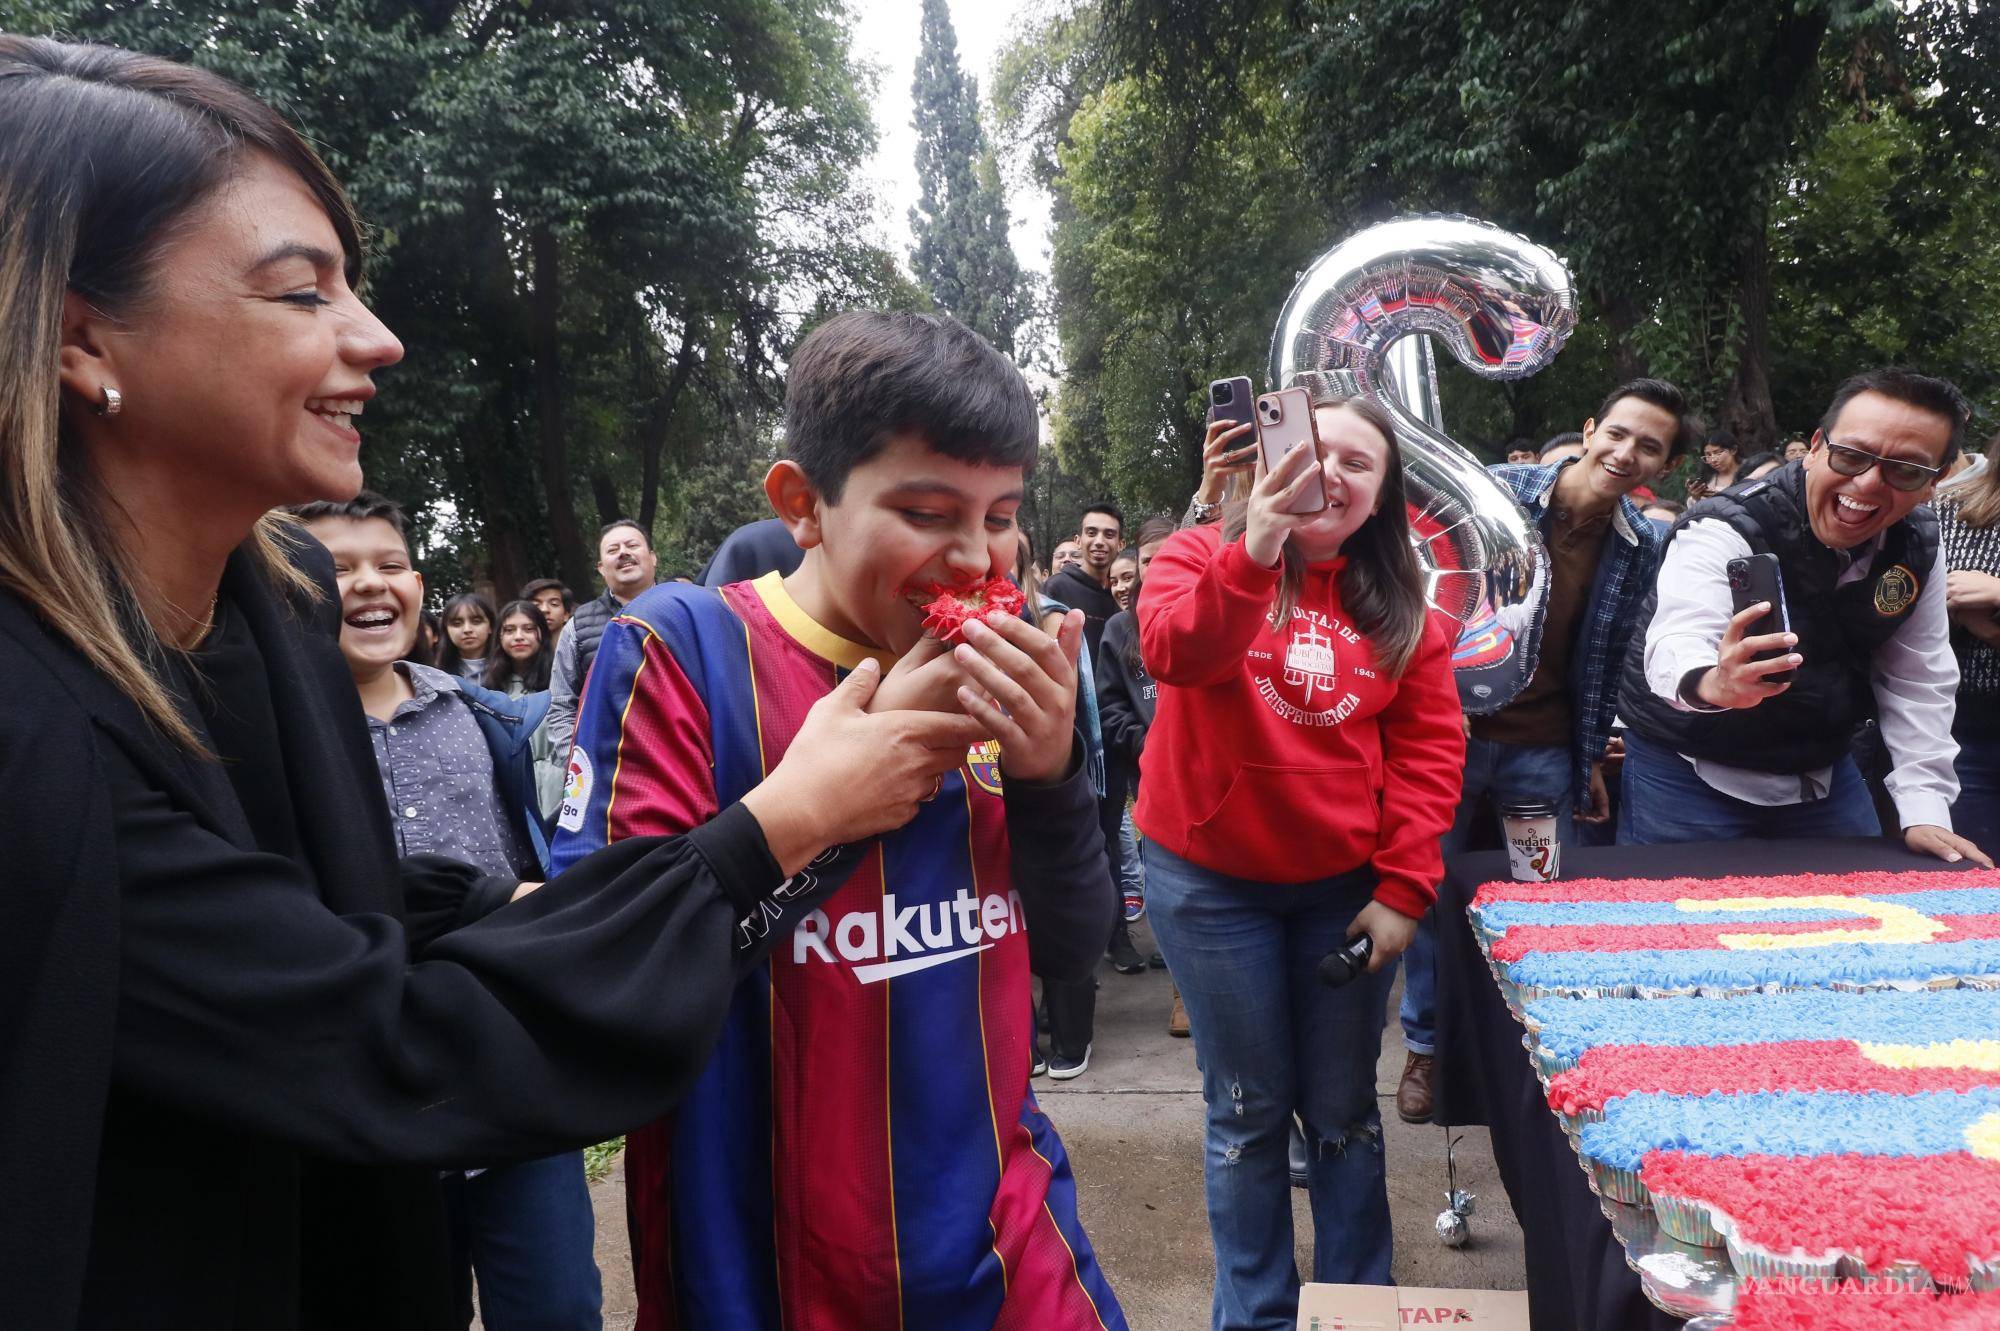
top-left (94, 385), bottom-right (123, 417)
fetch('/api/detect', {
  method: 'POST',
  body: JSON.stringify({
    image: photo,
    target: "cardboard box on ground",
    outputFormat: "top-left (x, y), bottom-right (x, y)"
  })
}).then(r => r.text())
top-left (1297, 1284), bottom-right (1530, 1330)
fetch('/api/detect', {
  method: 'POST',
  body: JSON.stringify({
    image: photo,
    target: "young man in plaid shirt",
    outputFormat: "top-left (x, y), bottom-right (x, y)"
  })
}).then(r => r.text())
top-left (1396, 378), bottom-right (1697, 1122)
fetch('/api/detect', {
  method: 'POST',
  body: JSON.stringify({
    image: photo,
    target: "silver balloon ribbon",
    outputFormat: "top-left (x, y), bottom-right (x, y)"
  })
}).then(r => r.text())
top-left (1269, 215), bottom-right (1577, 712)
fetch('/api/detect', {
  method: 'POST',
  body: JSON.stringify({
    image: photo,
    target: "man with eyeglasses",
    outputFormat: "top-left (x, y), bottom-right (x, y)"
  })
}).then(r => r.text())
top-left (1614, 368), bottom-right (1992, 865)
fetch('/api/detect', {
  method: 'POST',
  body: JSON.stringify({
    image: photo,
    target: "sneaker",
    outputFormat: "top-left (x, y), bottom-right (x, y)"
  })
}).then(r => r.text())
top-left (1108, 932), bottom-right (1147, 975)
top-left (1046, 1045), bottom-right (1091, 1080)
top-left (1147, 951), bottom-right (1166, 969)
top-left (1032, 1046), bottom-right (1048, 1077)
top-left (1167, 988), bottom-right (1190, 1038)
top-left (1122, 892), bottom-right (1145, 923)
top-left (1288, 1122), bottom-right (1308, 1188)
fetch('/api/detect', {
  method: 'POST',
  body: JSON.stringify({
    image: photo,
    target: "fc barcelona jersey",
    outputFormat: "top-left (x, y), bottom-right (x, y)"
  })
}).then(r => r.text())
top-left (551, 572), bottom-right (1125, 1331)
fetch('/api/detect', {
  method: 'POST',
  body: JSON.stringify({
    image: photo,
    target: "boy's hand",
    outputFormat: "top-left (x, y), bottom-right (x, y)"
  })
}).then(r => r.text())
top-left (951, 609), bottom-right (1084, 785)
top-left (744, 660), bottom-right (989, 875)
top-left (869, 633), bottom-right (970, 716)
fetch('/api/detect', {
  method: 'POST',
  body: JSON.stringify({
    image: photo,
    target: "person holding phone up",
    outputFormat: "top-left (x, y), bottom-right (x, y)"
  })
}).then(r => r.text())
top-left (1135, 389), bottom-right (1463, 1324)
top-left (1616, 368), bottom-right (1990, 865)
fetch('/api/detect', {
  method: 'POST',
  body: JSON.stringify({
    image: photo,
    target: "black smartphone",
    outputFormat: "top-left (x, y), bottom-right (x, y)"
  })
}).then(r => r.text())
top-left (1207, 376), bottom-right (1257, 458)
top-left (1726, 553), bottom-right (1796, 685)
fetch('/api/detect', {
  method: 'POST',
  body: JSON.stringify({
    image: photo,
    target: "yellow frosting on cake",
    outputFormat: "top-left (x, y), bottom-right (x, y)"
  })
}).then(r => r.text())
top-left (1671, 895), bottom-right (1946, 951)
top-left (1964, 1110), bottom-right (2000, 1162)
top-left (1857, 1039), bottom-right (2000, 1072)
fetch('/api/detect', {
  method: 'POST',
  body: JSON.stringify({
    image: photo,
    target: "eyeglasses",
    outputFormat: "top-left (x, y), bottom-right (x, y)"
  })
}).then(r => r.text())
top-left (1820, 439), bottom-right (1943, 493)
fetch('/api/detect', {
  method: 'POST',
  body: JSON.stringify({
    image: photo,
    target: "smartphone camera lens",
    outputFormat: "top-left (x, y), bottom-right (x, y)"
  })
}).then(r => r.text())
top-left (1212, 383), bottom-right (1232, 405)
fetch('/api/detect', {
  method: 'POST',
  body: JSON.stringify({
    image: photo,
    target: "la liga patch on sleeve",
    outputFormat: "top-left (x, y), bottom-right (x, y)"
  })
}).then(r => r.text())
top-left (557, 747), bottom-right (593, 833)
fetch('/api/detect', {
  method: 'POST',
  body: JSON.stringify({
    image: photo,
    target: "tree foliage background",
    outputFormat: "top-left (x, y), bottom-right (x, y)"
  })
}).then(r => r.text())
top-left (7, 0), bottom-right (925, 593)
top-left (1000, 0), bottom-right (2000, 517)
top-left (12, 0), bottom-right (1999, 569)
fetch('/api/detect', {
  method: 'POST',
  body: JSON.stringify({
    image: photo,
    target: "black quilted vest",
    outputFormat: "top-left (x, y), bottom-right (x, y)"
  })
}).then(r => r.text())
top-left (1617, 461), bottom-right (1937, 773)
top-left (568, 590), bottom-right (621, 688)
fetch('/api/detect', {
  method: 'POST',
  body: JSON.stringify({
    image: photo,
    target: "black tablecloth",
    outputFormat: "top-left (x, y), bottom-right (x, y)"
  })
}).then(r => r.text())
top-left (1430, 838), bottom-right (1963, 1331)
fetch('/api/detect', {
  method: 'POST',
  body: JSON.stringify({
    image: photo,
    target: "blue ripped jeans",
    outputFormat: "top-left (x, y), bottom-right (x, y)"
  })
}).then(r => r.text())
top-left (1143, 841), bottom-right (1394, 1330)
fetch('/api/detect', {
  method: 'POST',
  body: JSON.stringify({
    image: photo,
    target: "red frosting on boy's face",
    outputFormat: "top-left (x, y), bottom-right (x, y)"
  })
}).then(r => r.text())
top-left (918, 577), bottom-right (1027, 645)
top-left (805, 433), bottom-right (1026, 655)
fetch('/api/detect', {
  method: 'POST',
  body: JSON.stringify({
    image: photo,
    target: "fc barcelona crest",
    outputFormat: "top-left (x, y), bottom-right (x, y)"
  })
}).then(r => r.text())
top-left (966, 738), bottom-right (1004, 796)
top-left (1875, 564), bottom-right (1917, 617)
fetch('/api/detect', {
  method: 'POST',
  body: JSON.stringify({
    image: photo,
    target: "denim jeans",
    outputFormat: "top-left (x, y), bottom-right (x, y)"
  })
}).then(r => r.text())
top-left (443, 1151), bottom-right (602, 1331)
top-left (1118, 808), bottom-right (1145, 899)
top-left (1400, 737), bottom-right (1572, 1054)
top-left (1952, 728), bottom-right (2000, 855)
top-left (1617, 730), bottom-right (1881, 843)
top-left (1144, 841), bottom-right (1394, 1329)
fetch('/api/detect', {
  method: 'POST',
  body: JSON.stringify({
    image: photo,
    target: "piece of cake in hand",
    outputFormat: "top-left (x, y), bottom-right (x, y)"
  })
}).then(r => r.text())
top-left (919, 576), bottom-right (1027, 644)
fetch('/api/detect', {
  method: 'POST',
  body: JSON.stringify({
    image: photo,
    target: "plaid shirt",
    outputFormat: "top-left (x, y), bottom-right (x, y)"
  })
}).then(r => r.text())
top-left (1486, 459), bottom-right (1665, 794)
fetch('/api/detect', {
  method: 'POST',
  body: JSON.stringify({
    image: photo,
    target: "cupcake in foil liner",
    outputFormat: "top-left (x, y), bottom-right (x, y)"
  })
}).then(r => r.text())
top-left (1532, 1046), bottom-right (1576, 1080)
top-left (1649, 1191), bottom-right (1723, 1249)
top-left (1588, 1157), bottom-right (1648, 1207)
top-left (1632, 984), bottom-right (1700, 1000)
top-left (1858, 1259), bottom-right (1935, 1290)
top-left (1722, 1231), bottom-right (1841, 1284)
top-left (1559, 1105), bottom-right (1605, 1137)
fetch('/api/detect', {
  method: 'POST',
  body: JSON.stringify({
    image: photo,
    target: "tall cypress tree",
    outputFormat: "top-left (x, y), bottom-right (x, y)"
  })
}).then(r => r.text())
top-left (910, 0), bottom-right (1024, 353)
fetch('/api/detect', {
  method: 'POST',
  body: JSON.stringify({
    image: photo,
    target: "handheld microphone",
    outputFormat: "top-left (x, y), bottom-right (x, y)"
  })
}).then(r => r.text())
top-left (1317, 934), bottom-right (1374, 989)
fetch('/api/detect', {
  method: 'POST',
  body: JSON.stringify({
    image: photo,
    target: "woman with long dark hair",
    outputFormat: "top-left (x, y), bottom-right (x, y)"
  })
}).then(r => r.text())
top-left (0, 37), bottom-right (985, 1328)
top-left (1135, 392), bottom-right (1464, 1323)
top-left (1938, 428), bottom-right (2000, 851)
top-left (485, 598), bottom-right (555, 695)
top-left (438, 590), bottom-right (497, 682)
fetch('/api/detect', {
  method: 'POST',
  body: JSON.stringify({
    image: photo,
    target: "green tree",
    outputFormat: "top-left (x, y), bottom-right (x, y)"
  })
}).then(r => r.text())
top-left (10, 0), bottom-right (909, 594)
top-left (911, 0), bottom-right (1026, 353)
top-left (1767, 108), bottom-right (2000, 434)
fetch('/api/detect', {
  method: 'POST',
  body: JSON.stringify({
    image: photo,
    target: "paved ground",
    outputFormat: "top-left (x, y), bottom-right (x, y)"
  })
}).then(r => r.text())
top-left (571, 917), bottom-right (1527, 1329)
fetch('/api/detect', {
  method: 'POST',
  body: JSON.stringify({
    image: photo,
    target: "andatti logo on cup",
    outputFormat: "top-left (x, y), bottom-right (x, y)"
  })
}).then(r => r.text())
top-left (1498, 801), bottom-right (1560, 882)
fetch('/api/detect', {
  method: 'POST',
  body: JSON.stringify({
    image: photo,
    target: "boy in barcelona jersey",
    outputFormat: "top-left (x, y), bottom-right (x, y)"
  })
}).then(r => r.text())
top-left (551, 311), bottom-right (1125, 1331)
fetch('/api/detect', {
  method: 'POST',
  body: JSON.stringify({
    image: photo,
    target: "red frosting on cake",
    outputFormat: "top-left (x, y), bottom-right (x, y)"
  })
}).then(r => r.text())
top-left (1729, 1279), bottom-right (2000, 1330)
top-left (917, 578), bottom-right (1027, 645)
top-left (1548, 1041), bottom-right (2000, 1116)
top-left (1472, 869), bottom-right (1998, 908)
top-left (1640, 1152), bottom-right (2000, 1282)
top-left (1493, 914), bottom-right (2000, 963)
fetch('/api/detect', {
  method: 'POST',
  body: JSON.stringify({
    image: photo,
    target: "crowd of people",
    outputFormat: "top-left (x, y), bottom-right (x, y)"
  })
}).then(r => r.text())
top-left (8, 33), bottom-right (2000, 1331)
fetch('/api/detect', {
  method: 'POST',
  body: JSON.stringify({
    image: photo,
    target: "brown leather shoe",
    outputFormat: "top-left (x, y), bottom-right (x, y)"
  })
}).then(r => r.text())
top-left (1396, 1051), bottom-right (1434, 1124)
top-left (1168, 986), bottom-right (1191, 1038)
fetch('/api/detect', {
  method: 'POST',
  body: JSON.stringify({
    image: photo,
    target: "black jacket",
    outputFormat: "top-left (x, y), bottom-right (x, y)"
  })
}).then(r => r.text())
top-left (1044, 565), bottom-right (1121, 670)
top-left (0, 538), bottom-right (835, 1330)
top-left (1096, 609), bottom-right (1156, 770)
top-left (699, 516), bottom-right (804, 588)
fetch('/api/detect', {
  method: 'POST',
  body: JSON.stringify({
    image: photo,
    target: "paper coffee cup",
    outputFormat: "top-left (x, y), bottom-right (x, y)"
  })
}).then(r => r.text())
top-left (1498, 799), bottom-right (1560, 882)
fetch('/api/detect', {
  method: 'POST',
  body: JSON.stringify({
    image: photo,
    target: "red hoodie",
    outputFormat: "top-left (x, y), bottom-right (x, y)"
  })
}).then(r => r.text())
top-left (1132, 524), bottom-right (1465, 918)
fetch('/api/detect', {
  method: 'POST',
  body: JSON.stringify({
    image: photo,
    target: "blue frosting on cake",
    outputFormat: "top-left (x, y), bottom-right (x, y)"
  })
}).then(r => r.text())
top-left (1578, 1087), bottom-right (2000, 1171)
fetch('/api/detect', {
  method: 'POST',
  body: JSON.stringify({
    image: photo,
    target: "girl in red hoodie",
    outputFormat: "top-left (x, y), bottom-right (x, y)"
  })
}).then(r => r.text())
top-left (1135, 393), bottom-right (1464, 1324)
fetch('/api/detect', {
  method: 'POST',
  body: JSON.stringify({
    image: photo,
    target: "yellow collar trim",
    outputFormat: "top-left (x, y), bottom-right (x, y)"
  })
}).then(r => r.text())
top-left (750, 571), bottom-right (897, 672)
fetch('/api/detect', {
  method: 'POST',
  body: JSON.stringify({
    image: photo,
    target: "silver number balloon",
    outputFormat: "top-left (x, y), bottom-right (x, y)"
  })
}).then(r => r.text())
top-left (1269, 215), bottom-right (1578, 712)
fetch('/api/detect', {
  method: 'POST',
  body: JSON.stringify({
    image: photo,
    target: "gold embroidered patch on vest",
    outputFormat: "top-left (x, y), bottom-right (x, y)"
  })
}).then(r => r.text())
top-left (1875, 564), bottom-right (1917, 616)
